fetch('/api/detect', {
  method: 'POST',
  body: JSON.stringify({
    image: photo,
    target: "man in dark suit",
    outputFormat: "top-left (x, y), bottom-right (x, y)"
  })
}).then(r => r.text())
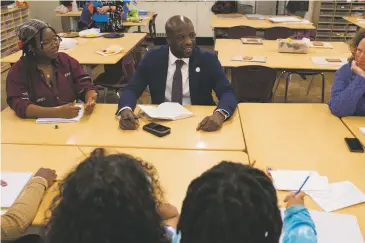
top-left (117, 15), bottom-right (237, 132)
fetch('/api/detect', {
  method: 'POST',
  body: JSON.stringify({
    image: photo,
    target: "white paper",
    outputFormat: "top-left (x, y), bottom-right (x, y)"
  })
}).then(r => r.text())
top-left (96, 45), bottom-right (124, 56)
top-left (269, 16), bottom-right (302, 23)
top-left (360, 127), bottom-right (365, 135)
top-left (306, 181), bottom-right (365, 212)
top-left (138, 102), bottom-right (194, 120)
top-left (311, 57), bottom-right (347, 66)
top-left (231, 56), bottom-right (267, 63)
top-left (59, 38), bottom-right (78, 50)
top-left (308, 42), bottom-right (333, 49)
top-left (1, 172), bottom-right (33, 208)
top-left (36, 105), bottom-right (84, 124)
top-left (358, 19), bottom-right (365, 24)
top-left (245, 14), bottom-right (265, 20)
top-left (279, 209), bottom-right (364, 243)
top-left (270, 170), bottom-right (328, 191)
top-left (241, 38), bottom-right (263, 45)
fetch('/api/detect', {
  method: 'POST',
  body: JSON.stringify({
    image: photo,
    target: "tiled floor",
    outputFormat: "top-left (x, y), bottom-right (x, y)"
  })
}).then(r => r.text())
top-left (0, 45), bottom-right (336, 111)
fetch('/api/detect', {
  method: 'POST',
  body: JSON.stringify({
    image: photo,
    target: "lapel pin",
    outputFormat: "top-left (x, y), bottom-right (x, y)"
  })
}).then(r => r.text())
top-left (196, 67), bottom-right (200, 73)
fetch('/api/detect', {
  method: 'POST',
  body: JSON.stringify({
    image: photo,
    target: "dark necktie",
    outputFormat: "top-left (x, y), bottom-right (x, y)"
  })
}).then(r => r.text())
top-left (171, 59), bottom-right (185, 104)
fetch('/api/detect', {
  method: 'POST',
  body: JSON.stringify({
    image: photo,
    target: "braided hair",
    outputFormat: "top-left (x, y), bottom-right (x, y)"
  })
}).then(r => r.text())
top-left (177, 161), bottom-right (282, 243)
top-left (45, 148), bottom-right (169, 243)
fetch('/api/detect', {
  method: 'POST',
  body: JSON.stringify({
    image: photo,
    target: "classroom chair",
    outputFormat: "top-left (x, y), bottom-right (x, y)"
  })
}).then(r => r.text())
top-left (264, 27), bottom-right (293, 40)
top-left (231, 66), bottom-right (277, 102)
top-left (93, 53), bottom-right (136, 103)
top-left (227, 26), bottom-right (256, 39)
top-left (134, 14), bottom-right (158, 64)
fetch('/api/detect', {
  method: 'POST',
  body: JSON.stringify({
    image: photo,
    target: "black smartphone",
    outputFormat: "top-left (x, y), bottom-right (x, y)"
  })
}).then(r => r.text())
top-left (143, 122), bottom-right (171, 137)
top-left (344, 138), bottom-right (364, 153)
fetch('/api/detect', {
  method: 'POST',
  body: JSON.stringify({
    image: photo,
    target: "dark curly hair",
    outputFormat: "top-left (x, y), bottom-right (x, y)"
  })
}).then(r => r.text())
top-left (349, 29), bottom-right (365, 62)
top-left (45, 148), bottom-right (169, 243)
top-left (177, 161), bottom-right (283, 243)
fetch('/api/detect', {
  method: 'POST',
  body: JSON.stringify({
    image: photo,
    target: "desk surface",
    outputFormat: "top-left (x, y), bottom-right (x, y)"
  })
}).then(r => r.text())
top-left (211, 14), bottom-right (316, 30)
top-left (343, 16), bottom-right (365, 29)
top-left (0, 33), bottom-right (146, 65)
top-left (238, 103), bottom-right (365, 237)
top-left (215, 39), bottom-right (350, 70)
top-left (1, 104), bottom-right (245, 151)
top-left (2, 145), bottom-right (248, 225)
top-left (341, 116), bottom-right (365, 146)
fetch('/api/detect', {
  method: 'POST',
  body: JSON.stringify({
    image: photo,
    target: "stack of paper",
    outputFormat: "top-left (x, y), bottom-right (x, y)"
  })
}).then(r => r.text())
top-left (245, 14), bottom-right (265, 20)
top-left (1, 172), bottom-right (33, 208)
top-left (360, 127), bottom-right (365, 135)
top-left (231, 56), bottom-right (267, 63)
top-left (311, 57), bottom-right (347, 66)
top-left (306, 181), bottom-right (365, 212)
top-left (269, 16), bottom-right (302, 23)
top-left (270, 170), bottom-right (329, 191)
top-left (36, 105), bottom-right (84, 124)
top-left (138, 102), bottom-right (194, 121)
top-left (279, 209), bottom-right (364, 243)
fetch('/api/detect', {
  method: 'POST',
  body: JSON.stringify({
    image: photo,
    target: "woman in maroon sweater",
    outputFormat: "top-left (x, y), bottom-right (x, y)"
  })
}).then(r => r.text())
top-left (6, 19), bottom-right (97, 119)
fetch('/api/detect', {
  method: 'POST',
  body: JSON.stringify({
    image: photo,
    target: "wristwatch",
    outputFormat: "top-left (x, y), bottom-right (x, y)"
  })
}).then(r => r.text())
top-left (215, 109), bottom-right (229, 120)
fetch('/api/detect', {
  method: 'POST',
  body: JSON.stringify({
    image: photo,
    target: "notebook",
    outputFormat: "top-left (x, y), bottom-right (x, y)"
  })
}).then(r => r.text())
top-left (231, 56), bottom-right (267, 63)
top-left (279, 209), bottom-right (364, 243)
top-left (270, 170), bottom-right (329, 191)
top-left (306, 181), bottom-right (365, 212)
top-left (36, 105), bottom-right (84, 124)
top-left (1, 172), bottom-right (33, 208)
top-left (138, 102), bottom-right (194, 121)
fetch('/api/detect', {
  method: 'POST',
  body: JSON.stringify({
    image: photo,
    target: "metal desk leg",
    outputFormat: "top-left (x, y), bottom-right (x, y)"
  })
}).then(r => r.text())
top-left (138, 26), bottom-right (141, 32)
top-left (83, 65), bottom-right (94, 84)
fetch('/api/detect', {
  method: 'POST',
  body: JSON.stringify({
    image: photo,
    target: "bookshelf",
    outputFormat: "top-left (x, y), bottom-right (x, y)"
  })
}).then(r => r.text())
top-left (315, 0), bottom-right (364, 41)
top-left (1, 6), bottom-right (29, 72)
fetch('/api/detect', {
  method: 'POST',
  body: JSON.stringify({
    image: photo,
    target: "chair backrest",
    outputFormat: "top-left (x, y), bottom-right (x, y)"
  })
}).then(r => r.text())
top-left (148, 14), bottom-right (158, 39)
top-left (264, 27), bottom-right (293, 40)
top-left (227, 26), bottom-right (256, 39)
top-left (231, 65), bottom-right (277, 103)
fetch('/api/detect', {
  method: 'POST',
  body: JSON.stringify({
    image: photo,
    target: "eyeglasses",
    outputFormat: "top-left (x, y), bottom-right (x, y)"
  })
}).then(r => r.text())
top-left (40, 35), bottom-right (62, 49)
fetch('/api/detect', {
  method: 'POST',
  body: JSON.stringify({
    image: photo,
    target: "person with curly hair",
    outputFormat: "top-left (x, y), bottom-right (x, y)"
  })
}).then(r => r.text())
top-left (329, 29), bottom-right (365, 117)
top-left (45, 148), bottom-right (178, 243)
top-left (172, 161), bottom-right (317, 243)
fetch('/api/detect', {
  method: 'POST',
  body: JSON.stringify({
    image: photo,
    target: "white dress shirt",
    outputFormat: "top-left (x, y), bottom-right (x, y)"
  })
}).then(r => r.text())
top-left (165, 49), bottom-right (191, 105)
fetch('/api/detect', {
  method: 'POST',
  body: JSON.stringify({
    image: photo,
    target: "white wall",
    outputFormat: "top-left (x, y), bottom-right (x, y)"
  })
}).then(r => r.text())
top-left (28, 1), bottom-right (64, 32)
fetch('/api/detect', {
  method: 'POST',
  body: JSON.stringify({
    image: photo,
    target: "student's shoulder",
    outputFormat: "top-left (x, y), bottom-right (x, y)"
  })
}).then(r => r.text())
top-left (194, 46), bottom-right (219, 65)
top-left (336, 61), bottom-right (352, 75)
top-left (7, 56), bottom-right (28, 77)
top-left (57, 52), bottom-right (77, 63)
top-left (143, 45), bottom-right (168, 59)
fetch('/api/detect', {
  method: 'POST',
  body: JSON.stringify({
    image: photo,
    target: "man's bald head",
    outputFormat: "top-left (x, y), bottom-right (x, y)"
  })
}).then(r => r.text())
top-left (165, 15), bottom-right (196, 58)
top-left (165, 15), bottom-right (193, 35)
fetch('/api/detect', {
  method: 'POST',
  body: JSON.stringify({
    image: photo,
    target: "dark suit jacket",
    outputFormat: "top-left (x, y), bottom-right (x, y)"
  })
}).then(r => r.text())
top-left (118, 45), bottom-right (237, 117)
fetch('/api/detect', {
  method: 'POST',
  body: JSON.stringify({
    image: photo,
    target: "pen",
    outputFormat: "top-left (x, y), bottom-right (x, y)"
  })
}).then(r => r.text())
top-left (294, 175), bottom-right (310, 197)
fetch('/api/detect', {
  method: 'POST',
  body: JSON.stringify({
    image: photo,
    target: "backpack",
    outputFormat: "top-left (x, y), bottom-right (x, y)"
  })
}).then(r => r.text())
top-left (211, 1), bottom-right (236, 14)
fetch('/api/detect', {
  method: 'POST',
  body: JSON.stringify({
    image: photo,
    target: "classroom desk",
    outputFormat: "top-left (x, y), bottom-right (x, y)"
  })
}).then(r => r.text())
top-left (343, 16), bottom-right (365, 29)
top-left (215, 39), bottom-right (350, 71)
top-left (2, 146), bottom-right (248, 225)
top-left (238, 103), bottom-right (365, 237)
top-left (211, 14), bottom-right (315, 39)
top-left (56, 11), bottom-right (154, 32)
top-left (341, 116), bottom-right (365, 147)
top-left (1, 144), bottom-right (87, 225)
top-left (1, 104), bottom-right (245, 151)
top-left (0, 33), bottom-right (146, 65)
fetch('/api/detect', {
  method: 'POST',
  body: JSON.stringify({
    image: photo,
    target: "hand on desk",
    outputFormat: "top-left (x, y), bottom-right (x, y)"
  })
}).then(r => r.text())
top-left (34, 168), bottom-right (57, 188)
top-left (197, 112), bottom-right (225, 132)
top-left (58, 102), bottom-right (80, 118)
top-left (84, 90), bottom-right (98, 114)
top-left (284, 192), bottom-right (306, 208)
top-left (119, 109), bottom-right (139, 130)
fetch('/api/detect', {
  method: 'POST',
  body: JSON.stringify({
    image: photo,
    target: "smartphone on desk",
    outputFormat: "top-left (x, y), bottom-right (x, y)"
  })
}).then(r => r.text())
top-left (143, 122), bottom-right (171, 137)
top-left (344, 138), bottom-right (364, 153)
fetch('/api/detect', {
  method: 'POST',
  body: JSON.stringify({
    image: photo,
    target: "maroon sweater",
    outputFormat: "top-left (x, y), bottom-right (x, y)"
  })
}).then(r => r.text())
top-left (6, 53), bottom-right (97, 118)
